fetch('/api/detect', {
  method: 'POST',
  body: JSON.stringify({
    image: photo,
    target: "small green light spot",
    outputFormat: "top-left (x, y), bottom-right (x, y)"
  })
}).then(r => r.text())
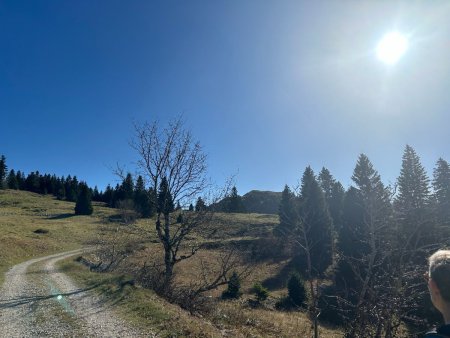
top-left (57, 295), bottom-right (62, 300)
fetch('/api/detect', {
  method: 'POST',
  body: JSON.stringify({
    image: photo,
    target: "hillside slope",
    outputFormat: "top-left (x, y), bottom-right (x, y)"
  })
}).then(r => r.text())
top-left (0, 189), bottom-right (115, 285)
top-left (242, 190), bottom-right (282, 214)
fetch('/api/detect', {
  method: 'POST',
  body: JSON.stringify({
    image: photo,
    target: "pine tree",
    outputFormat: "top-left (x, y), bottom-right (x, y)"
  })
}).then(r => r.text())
top-left (228, 186), bottom-right (246, 213)
top-left (433, 158), bottom-right (450, 228)
top-left (0, 155), bottom-right (7, 189)
top-left (134, 175), bottom-right (153, 217)
top-left (122, 173), bottom-right (135, 201)
top-left (298, 166), bottom-right (333, 276)
top-left (25, 172), bottom-right (40, 193)
top-left (7, 169), bottom-right (19, 190)
top-left (103, 184), bottom-right (114, 207)
top-left (394, 145), bottom-right (432, 251)
top-left (318, 168), bottom-right (345, 245)
top-left (55, 178), bottom-right (66, 200)
top-left (222, 271), bottom-right (242, 299)
top-left (329, 182), bottom-right (345, 231)
top-left (188, 203), bottom-right (194, 211)
top-left (16, 171), bottom-right (25, 190)
top-left (274, 184), bottom-right (297, 237)
top-left (75, 183), bottom-right (93, 215)
top-left (288, 272), bottom-right (306, 306)
top-left (334, 154), bottom-right (394, 335)
top-left (318, 167), bottom-right (334, 201)
top-left (195, 197), bottom-right (206, 211)
top-left (157, 177), bottom-right (174, 215)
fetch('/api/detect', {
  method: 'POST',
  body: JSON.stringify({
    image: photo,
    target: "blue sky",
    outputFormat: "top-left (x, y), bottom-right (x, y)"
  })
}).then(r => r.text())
top-left (1, 1), bottom-right (450, 194)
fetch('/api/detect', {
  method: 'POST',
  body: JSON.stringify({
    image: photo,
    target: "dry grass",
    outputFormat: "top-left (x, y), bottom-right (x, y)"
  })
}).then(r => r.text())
top-left (1, 190), bottom-right (344, 336)
top-left (0, 189), bottom-right (117, 285)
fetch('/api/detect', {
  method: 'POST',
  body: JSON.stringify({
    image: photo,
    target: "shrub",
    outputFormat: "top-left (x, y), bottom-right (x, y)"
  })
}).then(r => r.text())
top-left (287, 272), bottom-right (306, 307)
top-left (222, 271), bottom-right (242, 299)
top-left (275, 295), bottom-right (294, 310)
top-left (253, 282), bottom-right (269, 302)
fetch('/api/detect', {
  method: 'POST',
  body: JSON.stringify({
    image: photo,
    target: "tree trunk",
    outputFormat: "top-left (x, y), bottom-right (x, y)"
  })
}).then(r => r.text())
top-left (163, 213), bottom-right (173, 283)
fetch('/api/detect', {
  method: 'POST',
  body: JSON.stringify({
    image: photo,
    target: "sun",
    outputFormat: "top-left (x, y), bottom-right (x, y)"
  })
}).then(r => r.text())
top-left (376, 32), bottom-right (408, 65)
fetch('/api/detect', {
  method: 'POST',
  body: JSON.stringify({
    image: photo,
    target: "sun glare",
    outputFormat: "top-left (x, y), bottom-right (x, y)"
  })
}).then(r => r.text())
top-left (376, 32), bottom-right (408, 65)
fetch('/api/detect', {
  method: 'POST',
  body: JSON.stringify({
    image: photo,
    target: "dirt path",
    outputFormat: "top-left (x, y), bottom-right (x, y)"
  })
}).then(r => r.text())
top-left (0, 250), bottom-right (152, 337)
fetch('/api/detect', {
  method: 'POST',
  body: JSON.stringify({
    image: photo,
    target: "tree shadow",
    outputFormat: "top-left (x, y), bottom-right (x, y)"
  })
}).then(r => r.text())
top-left (261, 257), bottom-right (307, 291)
top-left (0, 284), bottom-right (102, 309)
top-left (47, 213), bottom-right (75, 220)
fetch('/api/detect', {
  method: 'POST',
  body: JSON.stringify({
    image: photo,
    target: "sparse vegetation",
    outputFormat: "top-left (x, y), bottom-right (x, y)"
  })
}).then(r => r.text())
top-left (253, 282), bottom-right (269, 302)
top-left (221, 271), bottom-right (242, 299)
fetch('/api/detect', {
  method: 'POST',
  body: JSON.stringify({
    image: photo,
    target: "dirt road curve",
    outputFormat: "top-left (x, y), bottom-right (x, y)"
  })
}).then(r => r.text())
top-left (0, 250), bottom-right (152, 337)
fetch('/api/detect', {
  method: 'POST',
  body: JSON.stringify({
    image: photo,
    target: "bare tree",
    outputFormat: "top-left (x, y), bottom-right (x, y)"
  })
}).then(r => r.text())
top-left (130, 116), bottom-right (213, 283)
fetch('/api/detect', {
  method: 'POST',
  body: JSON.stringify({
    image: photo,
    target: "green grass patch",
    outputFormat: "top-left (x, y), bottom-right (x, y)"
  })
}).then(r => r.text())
top-left (0, 189), bottom-right (118, 285)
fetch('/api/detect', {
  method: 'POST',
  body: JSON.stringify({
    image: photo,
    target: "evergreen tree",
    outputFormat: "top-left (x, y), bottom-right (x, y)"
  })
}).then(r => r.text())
top-left (334, 154), bottom-right (394, 334)
top-left (287, 272), bottom-right (306, 306)
top-left (55, 177), bottom-right (66, 200)
top-left (0, 155), bottom-right (7, 189)
top-left (329, 181), bottom-right (345, 232)
top-left (134, 175), bottom-right (153, 217)
top-left (64, 175), bottom-right (78, 202)
top-left (75, 183), bottom-right (93, 215)
top-left (188, 203), bottom-right (194, 211)
top-left (38, 174), bottom-right (48, 194)
top-left (394, 145), bottom-right (432, 251)
top-left (298, 166), bottom-right (333, 276)
top-left (222, 271), bottom-right (242, 299)
top-left (7, 169), bottom-right (19, 190)
top-left (195, 197), bottom-right (206, 211)
top-left (228, 186), bottom-right (246, 213)
top-left (92, 186), bottom-right (101, 201)
top-left (25, 172), bottom-right (40, 193)
top-left (70, 176), bottom-right (80, 201)
top-left (16, 170), bottom-right (25, 190)
top-left (318, 167), bottom-right (345, 241)
top-left (274, 184), bottom-right (297, 237)
top-left (122, 173), bottom-right (135, 201)
top-left (103, 184), bottom-right (114, 207)
top-left (318, 167), bottom-right (334, 201)
top-left (157, 177), bottom-right (174, 215)
top-left (433, 158), bottom-right (450, 228)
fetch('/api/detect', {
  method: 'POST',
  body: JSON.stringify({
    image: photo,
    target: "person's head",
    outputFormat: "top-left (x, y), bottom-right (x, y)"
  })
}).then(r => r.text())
top-left (428, 250), bottom-right (450, 313)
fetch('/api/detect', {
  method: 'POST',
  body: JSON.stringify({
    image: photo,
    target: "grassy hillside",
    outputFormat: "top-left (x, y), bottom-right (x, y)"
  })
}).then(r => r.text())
top-left (1, 189), bottom-right (343, 337)
top-left (0, 189), bottom-right (116, 285)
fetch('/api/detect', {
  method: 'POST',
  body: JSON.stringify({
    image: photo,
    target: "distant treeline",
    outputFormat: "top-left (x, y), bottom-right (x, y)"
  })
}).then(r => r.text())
top-left (0, 154), bottom-right (261, 218)
top-left (0, 155), bottom-right (91, 202)
top-left (0, 156), bottom-right (156, 218)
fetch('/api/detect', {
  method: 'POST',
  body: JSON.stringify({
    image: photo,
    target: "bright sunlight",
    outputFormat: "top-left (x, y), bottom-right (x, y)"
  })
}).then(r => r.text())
top-left (376, 32), bottom-right (408, 65)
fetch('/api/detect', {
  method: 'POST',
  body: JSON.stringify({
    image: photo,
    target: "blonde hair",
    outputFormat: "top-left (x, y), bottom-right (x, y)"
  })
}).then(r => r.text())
top-left (429, 250), bottom-right (450, 302)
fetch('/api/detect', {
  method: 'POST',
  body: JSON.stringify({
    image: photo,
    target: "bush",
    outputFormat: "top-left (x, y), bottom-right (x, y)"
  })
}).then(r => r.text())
top-left (287, 272), bottom-right (306, 307)
top-left (222, 271), bottom-right (242, 299)
top-left (275, 295), bottom-right (295, 310)
top-left (253, 282), bottom-right (269, 302)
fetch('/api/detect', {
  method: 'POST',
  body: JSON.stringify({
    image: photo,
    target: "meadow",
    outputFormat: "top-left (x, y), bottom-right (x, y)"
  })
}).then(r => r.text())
top-left (0, 189), bottom-right (343, 337)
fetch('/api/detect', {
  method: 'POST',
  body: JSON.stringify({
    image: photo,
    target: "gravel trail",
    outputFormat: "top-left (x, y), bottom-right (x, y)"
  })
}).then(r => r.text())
top-left (0, 249), bottom-right (152, 337)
